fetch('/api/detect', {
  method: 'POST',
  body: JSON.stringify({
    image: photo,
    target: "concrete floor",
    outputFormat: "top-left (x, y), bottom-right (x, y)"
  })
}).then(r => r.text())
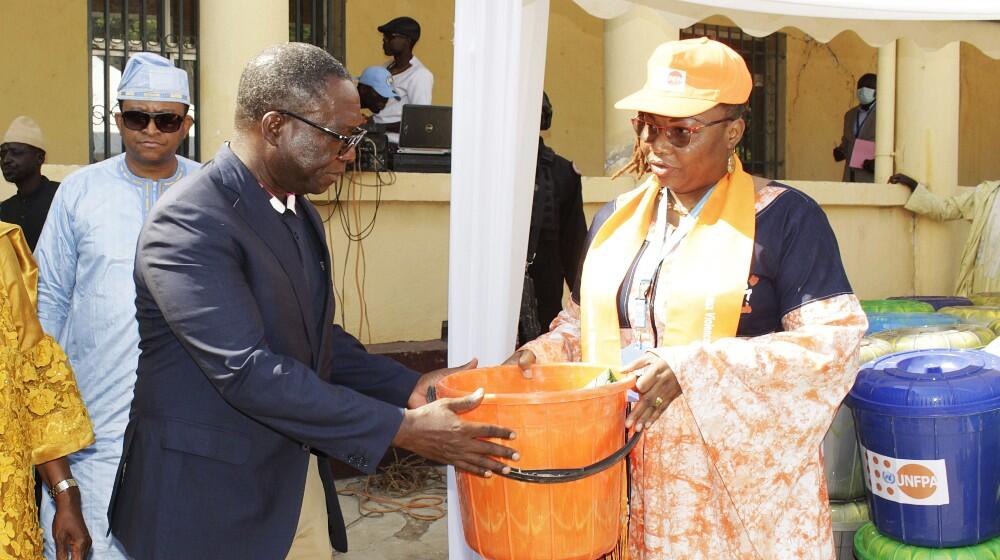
top-left (334, 470), bottom-right (449, 559)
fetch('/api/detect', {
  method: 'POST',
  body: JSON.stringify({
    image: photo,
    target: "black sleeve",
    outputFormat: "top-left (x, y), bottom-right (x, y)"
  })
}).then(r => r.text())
top-left (556, 160), bottom-right (587, 291)
top-left (775, 192), bottom-right (854, 317)
top-left (570, 198), bottom-right (617, 304)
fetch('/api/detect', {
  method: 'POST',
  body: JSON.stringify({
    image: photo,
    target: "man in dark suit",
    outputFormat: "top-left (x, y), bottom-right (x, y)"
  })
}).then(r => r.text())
top-left (833, 73), bottom-right (877, 183)
top-left (109, 43), bottom-right (517, 559)
top-left (518, 92), bottom-right (587, 345)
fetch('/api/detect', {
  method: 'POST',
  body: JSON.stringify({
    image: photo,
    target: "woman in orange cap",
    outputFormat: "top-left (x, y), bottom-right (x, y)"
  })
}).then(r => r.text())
top-left (510, 37), bottom-right (866, 559)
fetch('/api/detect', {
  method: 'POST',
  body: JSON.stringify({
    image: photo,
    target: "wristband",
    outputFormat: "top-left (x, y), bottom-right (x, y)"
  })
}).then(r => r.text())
top-left (48, 478), bottom-right (79, 498)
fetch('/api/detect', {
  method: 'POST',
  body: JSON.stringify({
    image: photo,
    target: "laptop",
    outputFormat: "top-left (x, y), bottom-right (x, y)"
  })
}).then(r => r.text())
top-left (396, 105), bottom-right (452, 155)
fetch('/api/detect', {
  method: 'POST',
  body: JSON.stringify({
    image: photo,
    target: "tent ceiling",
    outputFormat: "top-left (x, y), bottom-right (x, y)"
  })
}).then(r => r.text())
top-left (573, 0), bottom-right (1000, 58)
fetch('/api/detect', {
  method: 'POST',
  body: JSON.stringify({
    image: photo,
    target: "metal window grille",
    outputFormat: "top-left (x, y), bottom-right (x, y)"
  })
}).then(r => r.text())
top-left (680, 24), bottom-right (786, 179)
top-left (88, 0), bottom-right (200, 163)
top-left (290, 0), bottom-right (346, 64)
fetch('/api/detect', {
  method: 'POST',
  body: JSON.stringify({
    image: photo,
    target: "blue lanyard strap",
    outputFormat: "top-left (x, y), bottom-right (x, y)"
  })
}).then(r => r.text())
top-left (669, 184), bottom-right (716, 220)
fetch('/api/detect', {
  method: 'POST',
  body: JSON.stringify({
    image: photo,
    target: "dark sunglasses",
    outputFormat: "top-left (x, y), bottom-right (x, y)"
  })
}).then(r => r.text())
top-left (631, 114), bottom-right (734, 148)
top-left (276, 110), bottom-right (367, 156)
top-left (119, 110), bottom-right (186, 133)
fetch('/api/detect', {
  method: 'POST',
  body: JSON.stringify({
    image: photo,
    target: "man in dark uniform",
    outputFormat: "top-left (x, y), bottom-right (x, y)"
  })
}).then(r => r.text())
top-left (0, 116), bottom-right (59, 250)
top-left (519, 92), bottom-right (588, 344)
top-left (833, 73), bottom-right (877, 183)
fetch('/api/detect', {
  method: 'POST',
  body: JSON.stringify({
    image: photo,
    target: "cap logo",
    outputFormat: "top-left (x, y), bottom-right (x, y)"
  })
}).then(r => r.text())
top-left (651, 67), bottom-right (687, 93)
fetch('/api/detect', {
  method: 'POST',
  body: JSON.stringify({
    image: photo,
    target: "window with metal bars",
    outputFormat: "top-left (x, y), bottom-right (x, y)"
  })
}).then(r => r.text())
top-left (680, 24), bottom-right (786, 179)
top-left (289, 0), bottom-right (346, 63)
top-left (89, 0), bottom-right (199, 163)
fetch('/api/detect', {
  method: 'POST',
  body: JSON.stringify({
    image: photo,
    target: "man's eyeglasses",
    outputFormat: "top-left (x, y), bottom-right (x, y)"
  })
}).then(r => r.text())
top-left (630, 114), bottom-right (734, 148)
top-left (119, 110), bottom-right (186, 133)
top-left (276, 110), bottom-right (367, 156)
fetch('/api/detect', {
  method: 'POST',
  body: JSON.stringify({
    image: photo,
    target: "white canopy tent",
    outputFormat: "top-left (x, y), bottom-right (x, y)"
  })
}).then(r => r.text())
top-left (446, 1), bottom-right (1000, 558)
top-left (576, 0), bottom-right (1000, 57)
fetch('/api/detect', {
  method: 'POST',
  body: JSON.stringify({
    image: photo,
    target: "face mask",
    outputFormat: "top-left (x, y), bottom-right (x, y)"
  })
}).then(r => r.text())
top-left (857, 87), bottom-right (876, 105)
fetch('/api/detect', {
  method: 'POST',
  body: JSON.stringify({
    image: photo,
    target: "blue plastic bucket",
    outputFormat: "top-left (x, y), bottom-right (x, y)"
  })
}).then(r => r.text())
top-left (864, 312), bottom-right (962, 336)
top-left (846, 350), bottom-right (1000, 547)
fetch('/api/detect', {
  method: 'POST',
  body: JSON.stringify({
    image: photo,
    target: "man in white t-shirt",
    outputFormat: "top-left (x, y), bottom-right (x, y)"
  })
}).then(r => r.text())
top-left (373, 16), bottom-right (434, 144)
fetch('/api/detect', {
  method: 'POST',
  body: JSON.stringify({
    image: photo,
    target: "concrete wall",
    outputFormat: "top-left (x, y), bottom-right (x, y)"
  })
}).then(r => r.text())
top-left (344, 0), bottom-right (606, 176)
top-left (959, 42), bottom-right (1000, 186)
top-left (0, 166), bottom-right (958, 345)
top-left (603, 6), bottom-right (680, 173)
top-left (316, 176), bottom-right (930, 343)
top-left (0, 0), bottom-right (89, 165)
top-left (783, 30), bottom-right (878, 181)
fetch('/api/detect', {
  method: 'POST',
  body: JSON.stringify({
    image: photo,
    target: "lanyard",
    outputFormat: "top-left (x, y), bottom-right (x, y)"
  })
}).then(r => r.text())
top-left (628, 185), bottom-right (716, 332)
top-left (653, 185), bottom-right (716, 257)
top-left (854, 104), bottom-right (873, 137)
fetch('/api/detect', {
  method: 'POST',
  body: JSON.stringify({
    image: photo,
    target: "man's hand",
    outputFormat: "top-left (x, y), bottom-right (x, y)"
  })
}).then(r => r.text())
top-left (392, 389), bottom-right (519, 477)
top-left (862, 159), bottom-right (875, 173)
top-left (833, 146), bottom-right (846, 162)
top-left (888, 173), bottom-right (918, 191)
top-left (622, 352), bottom-right (681, 432)
top-left (408, 358), bottom-right (478, 408)
top-left (502, 349), bottom-right (536, 378)
top-left (52, 488), bottom-right (91, 560)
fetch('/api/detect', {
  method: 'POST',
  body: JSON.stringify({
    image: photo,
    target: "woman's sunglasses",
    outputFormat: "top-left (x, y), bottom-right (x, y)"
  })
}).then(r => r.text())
top-left (119, 110), bottom-right (186, 133)
top-left (631, 114), bottom-right (733, 148)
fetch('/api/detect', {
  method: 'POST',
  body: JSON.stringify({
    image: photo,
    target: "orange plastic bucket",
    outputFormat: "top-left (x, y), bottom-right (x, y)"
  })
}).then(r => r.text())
top-left (436, 363), bottom-right (634, 560)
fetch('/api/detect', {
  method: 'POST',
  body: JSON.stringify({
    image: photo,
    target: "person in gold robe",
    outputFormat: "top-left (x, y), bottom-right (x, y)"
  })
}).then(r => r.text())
top-left (0, 222), bottom-right (94, 559)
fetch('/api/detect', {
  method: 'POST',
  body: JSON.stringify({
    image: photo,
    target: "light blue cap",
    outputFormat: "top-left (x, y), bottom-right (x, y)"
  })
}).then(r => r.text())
top-left (358, 66), bottom-right (400, 100)
top-left (117, 52), bottom-right (191, 105)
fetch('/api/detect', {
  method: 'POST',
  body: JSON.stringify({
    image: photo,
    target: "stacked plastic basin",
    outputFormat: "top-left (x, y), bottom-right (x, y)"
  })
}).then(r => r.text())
top-left (888, 295), bottom-right (973, 310)
top-left (825, 337), bottom-right (894, 560)
top-left (872, 324), bottom-right (997, 351)
top-left (862, 298), bottom-right (966, 337)
top-left (971, 293), bottom-right (1000, 306)
top-left (864, 312), bottom-right (962, 336)
top-left (939, 305), bottom-right (1000, 326)
top-left (862, 299), bottom-right (936, 314)
top-left (846, 344), bottom-right (1000, 559)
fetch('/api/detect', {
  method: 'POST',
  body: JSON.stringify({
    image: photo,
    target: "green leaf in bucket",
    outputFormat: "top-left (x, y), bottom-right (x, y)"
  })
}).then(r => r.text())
top-left (583, 368), bottom-right (618, 389)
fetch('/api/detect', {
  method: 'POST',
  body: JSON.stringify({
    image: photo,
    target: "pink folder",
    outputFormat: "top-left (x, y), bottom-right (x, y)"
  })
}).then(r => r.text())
top-left (849, 139), bottom-right (875, 169)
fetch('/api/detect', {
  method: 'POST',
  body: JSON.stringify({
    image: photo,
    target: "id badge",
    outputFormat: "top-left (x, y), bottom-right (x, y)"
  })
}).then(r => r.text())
top-left (629, 280), bottom-right (651, 329)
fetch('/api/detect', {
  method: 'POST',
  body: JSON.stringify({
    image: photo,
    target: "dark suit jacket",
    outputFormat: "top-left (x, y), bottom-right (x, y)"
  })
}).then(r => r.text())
top-left (524, 139), bottom-right (586, 329)
top-left (109, 145), bottom-right (419, 559)
top-left (837, 103), bottom-right (876, 183)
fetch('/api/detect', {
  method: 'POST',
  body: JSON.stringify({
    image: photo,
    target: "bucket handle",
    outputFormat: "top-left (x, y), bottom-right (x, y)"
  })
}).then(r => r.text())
top-left (496, 429), bottom-right (641, 484)
top-left (427, 373), bottom-right (640, 484)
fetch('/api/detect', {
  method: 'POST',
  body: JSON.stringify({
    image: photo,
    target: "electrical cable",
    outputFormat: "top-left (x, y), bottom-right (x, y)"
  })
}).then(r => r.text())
top-left (337, 451), bottom-right (447, 527)
top-left (314, 136), bottom-right (396, 342)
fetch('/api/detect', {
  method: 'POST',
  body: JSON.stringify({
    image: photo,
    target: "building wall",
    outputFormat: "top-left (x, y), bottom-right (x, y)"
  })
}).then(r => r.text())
top-left (316, 176), bottom-right (927, 343)
top-left (0, 167), bottom-right (947, 344)
top-left (344, 0), bottom-right (606, 176)
top-left (783, 29), bottom-right (878, 181)
top-left (959, 42), bottom-right (1000, 186)
top-left (0, 0), bottom-right (89, 165)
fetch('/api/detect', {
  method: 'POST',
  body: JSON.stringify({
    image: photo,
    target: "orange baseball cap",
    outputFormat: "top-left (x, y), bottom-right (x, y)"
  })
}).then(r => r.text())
top-left (615, 37), bottom-right (752, 118)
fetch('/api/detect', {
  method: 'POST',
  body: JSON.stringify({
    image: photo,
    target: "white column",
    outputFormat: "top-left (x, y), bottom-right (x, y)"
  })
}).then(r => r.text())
top-left (873, 41), bottom-right (896, 184)
top-left (894, 40), bottom-right (962, 295)
top-left (199, 0), bottom-right (287, 156)
top-left (446, 0), bottom-right (551, 557)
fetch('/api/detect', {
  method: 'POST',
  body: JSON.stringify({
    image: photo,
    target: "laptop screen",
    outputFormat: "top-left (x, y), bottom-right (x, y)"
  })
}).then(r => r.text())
top-left (399, 105), bottom-right (452, 150)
